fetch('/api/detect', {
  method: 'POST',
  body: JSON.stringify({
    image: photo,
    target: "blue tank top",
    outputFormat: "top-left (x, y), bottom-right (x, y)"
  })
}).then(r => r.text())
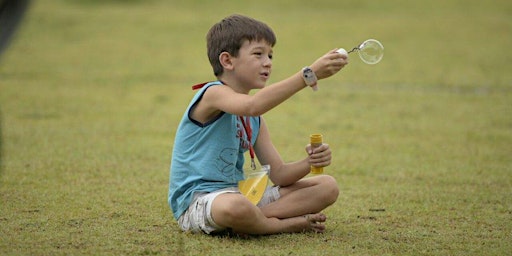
top-left (168, 81), bottom-right (260, 219)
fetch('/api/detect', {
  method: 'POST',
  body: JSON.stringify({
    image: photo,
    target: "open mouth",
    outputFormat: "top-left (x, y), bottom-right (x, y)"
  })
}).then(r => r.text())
top-left (260, 71), bottom-right (270, 78)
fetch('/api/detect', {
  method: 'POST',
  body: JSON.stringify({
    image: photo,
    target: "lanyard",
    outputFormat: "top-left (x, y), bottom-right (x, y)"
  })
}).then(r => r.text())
top-left (239, 116), bottom-right (256, 170)
top-left (192, 80), bottom-right (224, 90)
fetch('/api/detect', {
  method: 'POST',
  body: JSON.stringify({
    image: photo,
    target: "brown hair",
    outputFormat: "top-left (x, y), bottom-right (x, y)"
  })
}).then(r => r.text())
top-left (206, 14), bottom-right (276, 77)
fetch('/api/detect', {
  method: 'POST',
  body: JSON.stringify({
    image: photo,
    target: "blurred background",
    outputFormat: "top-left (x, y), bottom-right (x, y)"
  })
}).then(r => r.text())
top-left (0, 0), bottom-right (510, 255)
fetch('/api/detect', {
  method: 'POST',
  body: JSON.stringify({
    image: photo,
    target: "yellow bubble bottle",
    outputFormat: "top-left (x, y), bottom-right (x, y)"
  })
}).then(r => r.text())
top-left (310, 134), bottom-right (323, 174)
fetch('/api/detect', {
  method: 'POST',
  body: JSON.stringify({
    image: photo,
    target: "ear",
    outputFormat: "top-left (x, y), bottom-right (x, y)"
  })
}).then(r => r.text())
top-left (219, 52), bottom-right (235, 71)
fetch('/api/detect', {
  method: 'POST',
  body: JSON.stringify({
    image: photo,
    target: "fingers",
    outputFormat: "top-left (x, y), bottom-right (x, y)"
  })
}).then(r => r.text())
top-left (310, 155), bottom-right (331, 167)
top-left (309, 143), bottom-right (330, 154)
top-left (309, 144), bottom-right (332, 166)
top-left (325, 49), bottom-right (349, 66)
top-left (330, 50), bottom-right (349, 67)
top-left (312, 50), bottom-right (349, 79)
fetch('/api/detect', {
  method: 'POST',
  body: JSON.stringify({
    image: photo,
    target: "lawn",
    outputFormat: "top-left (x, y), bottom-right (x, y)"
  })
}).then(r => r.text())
top-left (0, 0), bottom-right (511, 255)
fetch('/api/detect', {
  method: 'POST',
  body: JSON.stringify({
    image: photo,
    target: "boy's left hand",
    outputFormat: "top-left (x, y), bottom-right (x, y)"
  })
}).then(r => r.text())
top-left (306, 143), bottom-right (332, 167)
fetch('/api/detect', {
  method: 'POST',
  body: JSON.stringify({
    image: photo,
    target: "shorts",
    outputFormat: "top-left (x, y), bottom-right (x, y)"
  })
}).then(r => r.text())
top-left (177, 186), bottom-right (280, 234)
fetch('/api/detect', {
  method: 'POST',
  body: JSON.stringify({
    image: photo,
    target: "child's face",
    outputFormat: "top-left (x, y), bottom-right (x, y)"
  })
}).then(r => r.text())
top-left (231, 39), bottom-right (273, 90)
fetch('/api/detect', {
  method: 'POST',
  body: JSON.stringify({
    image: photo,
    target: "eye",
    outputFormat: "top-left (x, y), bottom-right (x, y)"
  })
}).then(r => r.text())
top-left (268, 54), bottom-right (273, 60)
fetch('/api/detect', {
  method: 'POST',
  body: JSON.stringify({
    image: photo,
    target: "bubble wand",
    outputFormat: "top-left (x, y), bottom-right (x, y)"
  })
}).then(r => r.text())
top-left (337, 39), bottom-right (384, 65)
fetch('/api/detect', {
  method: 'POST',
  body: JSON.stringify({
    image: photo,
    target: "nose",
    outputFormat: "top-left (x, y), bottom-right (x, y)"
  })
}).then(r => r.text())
top-left (263, 56), bottom-right (272, 67)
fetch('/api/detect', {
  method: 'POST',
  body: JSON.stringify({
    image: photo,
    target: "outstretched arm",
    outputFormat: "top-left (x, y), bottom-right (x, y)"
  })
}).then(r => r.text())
top-left (196, 49), bottom-right (348, 121)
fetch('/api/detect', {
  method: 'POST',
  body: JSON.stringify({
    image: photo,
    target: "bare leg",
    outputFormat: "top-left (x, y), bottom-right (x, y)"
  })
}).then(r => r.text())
top-left (261, 175), bottom-right (339, 219)
top-left (211, 193), bottom-right (328, 234)
top-left (210, 175), bottom-right (339, 235)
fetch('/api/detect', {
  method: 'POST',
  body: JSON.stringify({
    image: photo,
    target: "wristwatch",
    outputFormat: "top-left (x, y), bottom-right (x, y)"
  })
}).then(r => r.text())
top-left (302, 67), bottom-right (318, 91)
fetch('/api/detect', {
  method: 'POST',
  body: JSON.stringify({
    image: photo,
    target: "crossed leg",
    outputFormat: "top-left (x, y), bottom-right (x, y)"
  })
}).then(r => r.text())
top-left (210, 175), bottom-right (339, 235)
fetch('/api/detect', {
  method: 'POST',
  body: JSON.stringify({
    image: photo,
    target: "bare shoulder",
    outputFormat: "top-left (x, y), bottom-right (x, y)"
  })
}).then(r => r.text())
top-left (190, 86), bottom-right (229, 124)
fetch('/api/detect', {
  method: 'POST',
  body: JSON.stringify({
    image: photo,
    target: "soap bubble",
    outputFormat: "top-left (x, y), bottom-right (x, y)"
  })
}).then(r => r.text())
top-left (357, 39), bottom-right (384, 65)
top-left (346, 39), bottom-right (384, 65)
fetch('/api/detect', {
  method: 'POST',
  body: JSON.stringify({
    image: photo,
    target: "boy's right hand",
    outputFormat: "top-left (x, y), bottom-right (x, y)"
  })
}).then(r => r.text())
top-left (310, 49), bottom-right (349, 80)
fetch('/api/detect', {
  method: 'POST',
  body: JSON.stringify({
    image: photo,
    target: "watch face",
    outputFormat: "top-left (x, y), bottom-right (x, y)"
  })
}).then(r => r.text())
top-left (303, 68), bottom-right (317, 86)
top-left (304, 69), bottom-right (313, 78)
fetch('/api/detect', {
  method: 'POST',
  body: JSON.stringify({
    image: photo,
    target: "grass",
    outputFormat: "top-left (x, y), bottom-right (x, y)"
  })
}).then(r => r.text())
top-left (0, 0), bottom-right (511, 255)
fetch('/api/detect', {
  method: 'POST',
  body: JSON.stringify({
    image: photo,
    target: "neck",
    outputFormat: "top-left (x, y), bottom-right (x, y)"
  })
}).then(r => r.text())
top-left (217, 75), bottom-right (250, 94)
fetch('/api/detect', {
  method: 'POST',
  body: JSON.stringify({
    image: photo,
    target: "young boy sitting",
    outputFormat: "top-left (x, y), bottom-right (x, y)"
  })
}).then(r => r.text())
top-left (168, 14), bottom-right (348, 235)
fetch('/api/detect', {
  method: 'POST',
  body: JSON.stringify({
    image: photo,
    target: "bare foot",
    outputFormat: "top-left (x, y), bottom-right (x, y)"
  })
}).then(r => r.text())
top-left (228, 212), bottom-right (328, 235)
top-left (303, 213), bottom-right (327, 233)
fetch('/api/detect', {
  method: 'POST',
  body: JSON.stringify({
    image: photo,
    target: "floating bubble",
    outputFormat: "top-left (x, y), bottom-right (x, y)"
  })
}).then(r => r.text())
top-left (357, 39), bottom-right (384, 65)
top-left (340, 39), bottom-right (384, 65)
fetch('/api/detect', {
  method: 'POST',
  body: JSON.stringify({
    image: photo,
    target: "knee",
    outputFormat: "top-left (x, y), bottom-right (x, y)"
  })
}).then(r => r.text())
top-left (318, 175), bottom-right (339, 205)
top-left (215, 194), bottom-right (256, 221)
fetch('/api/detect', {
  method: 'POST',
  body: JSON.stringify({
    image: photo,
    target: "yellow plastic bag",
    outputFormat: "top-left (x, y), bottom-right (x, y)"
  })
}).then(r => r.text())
top-left (238, 165), bottom-right (270, 205)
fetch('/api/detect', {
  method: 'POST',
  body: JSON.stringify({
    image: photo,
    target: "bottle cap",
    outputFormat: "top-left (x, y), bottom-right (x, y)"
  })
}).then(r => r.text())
top-left (310, 134), bottom-right (323, 144)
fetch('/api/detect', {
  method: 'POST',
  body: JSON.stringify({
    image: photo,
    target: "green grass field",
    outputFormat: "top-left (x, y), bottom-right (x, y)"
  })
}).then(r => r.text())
top-left (1, 0), bottom-right (511, 255)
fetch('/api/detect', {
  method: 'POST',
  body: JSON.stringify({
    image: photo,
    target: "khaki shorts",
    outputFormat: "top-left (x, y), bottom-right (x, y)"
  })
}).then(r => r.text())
top-left (177, 186), bottom-right (280, 234)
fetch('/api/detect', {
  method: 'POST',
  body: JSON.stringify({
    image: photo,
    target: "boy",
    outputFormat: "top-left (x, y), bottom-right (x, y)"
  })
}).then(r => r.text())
top-left (168, 14), bottom-right (348, 235)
